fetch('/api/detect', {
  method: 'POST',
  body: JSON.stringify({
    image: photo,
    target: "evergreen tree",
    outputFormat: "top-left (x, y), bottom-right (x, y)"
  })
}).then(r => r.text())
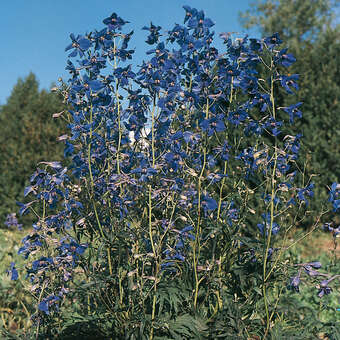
top-left (0, 73), bottom-right (67, 227)
top-left (240, 0), bottom-right (340, 223)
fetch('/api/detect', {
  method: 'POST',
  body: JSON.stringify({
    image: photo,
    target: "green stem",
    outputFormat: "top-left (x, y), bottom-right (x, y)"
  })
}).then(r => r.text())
top-left (148, 185), bottom-right (156, 257)
top-left (149, 95), bottom-right (158, 340)
top-left (193, 98), bottom-right (209, 309)
top-left (263, 63), bottom-right (277, 339)
top-left (116, 88), bottom-right (122, 175)
top-left (87, 103), bottom-right (113, 276)
top-left (217, 161), bottom-right (227, 220)
top-left (151, 96), bottom-right (156, 168)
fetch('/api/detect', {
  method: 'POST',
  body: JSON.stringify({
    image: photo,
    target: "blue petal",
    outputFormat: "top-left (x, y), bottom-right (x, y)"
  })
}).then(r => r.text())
top-left (78, 37), bottom-right (91, 50)
top-left (205, 197), bottom-right (218, 210)
top-left (88, 80), bottom-right (105, 92)
top-left (38, 301), bottom-right (49, 314)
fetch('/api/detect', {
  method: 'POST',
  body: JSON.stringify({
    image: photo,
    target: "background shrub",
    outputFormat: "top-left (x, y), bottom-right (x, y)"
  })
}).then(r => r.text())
top-left (0, 73), bottom-right (67, 227)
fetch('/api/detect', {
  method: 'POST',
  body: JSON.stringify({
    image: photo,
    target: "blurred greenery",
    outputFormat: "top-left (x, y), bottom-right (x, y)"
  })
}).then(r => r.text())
top-left (0, 73), bottom-right (67, 228)
top-left (0, 228), bottom-right (33, 336)
top-left (239, 0), bottom-right (340, 228)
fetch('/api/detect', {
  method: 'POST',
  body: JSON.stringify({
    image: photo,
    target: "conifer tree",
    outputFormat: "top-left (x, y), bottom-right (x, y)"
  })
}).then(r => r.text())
top-left (240, 0), bottom-right (340, 220)
top-left (0, 73), bottom-right (66, 227)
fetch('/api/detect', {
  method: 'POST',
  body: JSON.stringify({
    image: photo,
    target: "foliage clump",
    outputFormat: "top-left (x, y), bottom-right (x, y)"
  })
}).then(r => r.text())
top-left (4, 6), bottom-right (340, 339)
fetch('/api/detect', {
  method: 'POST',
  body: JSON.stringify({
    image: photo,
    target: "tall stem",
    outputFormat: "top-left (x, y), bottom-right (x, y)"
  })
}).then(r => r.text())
top-left (193, 98), bottom-right (209, 309)
top-left (88, 103), bottom-right (113, 276)
top-left (263, 61), bottom-right (277, 339)
top-left (149, 95), bottom-right (157, 340)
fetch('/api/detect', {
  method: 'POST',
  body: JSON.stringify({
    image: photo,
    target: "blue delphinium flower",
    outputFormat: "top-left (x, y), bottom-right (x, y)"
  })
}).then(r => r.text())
top-left (186, 8), bottom-right (214, 29)
top-left (257, 213), bottom-right (280, 236)
top-left (65, 33), bottom-right (91, 58)
top-left (328, 183), bottom-right (340, 211)
top-left (249, 38), bottom-right (263, 51)
top-left (114, 65), bottom-right (136, 86)
top-left (323, 223), bottom-right (340, 237)
top-left (142, 22), bottom-right (162, 45)
top-left (192, 194), bottom-right (218, 213)
top-left (306, 261), bottom-right (322, 269)
top-left (228, 109), bottom-right (248, 126)
top-left (288, 273), bottom-right (301, 292)
top-left (280, 102), bottom-right (303, 124)
top-left (274, 48), bottom-right (296, 68)
top-left (296, 183), bottom-right (314, 206)
top-left (4, 213), bottom-right (23, 230)
top-left (7, 262), bottom-right (18, 281)
top-left (38, 295), bottom-right (60, 315)
top-left (183, 5), bottom-right (198, 23)
top-left (264, 32), bottom-right (282, 49)
top-left (318, 279), bottom-right (332, 298)
top-left (102, 12), bottom-right (129, 30)
top-left (200, 114), bottom-right (226, 136)
top-left (58, 239), bottom-right (87, 267)
top-left (32, 257), bottom-right (54, 272)
top-left (279, 74), bottom-right (299, 94)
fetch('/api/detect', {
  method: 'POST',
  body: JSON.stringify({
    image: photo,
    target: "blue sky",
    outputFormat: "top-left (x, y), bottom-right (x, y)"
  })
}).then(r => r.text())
top-left (0, 0), bottom-right (258, 104)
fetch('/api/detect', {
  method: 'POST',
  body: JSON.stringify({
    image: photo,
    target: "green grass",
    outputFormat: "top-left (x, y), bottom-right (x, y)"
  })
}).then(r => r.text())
top-left (0, 228), bottom-right (33, 335)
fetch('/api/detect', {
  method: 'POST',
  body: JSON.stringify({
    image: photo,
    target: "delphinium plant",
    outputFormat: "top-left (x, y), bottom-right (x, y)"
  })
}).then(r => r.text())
top-left (5, 6), bottom-right (340, 339)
